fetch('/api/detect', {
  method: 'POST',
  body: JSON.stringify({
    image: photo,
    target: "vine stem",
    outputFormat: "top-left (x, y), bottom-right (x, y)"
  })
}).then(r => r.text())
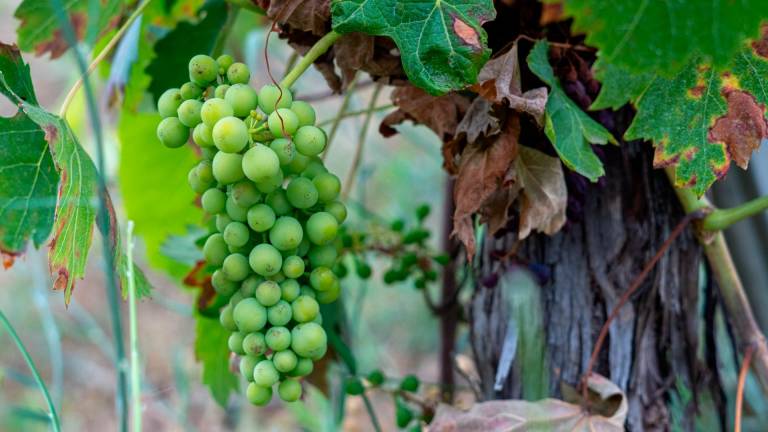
top-left (279, 31), bottom-right (341, 89)
top-left (666, 168), bottom-right (768, 395)
top-left (0, 310), bottom-right (61, 432)
top-left (342, 83), bottom-right (384, 198)
top-left (126, 221), bottom-right (142, 432)
top-left (703, 195), bottom-right (768, 231)
top-left (58, 0), bottom-right (153, 117)
top-left (735, 344), bottom-right (755, 432)
top-left (323, 73), bottom-right (359, 160)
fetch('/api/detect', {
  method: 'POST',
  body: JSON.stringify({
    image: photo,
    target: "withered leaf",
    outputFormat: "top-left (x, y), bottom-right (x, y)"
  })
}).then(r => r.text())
top-left (515, 146), bottom-right (567, 239)
top-left (456, 97), bottom-right (501, 143)
top-left (263, 0), bottom-right (330, 36)
top-left (380, 85), bottom-right (470, 140)
top-left (709, 89), bottom-right (768, 169)
top-left (334, 33), bottom-right (404, 86)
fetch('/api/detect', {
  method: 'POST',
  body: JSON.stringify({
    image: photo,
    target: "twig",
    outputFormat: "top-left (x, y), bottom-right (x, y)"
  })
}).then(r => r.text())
top-left (735, 344), bottom-right (756, 432)
top-left (299, 80), bottom-right (375, 102)
top-left (318, 104), bottom-right (395, 128)
top-left (581, 213), bottom-right (699, 406)
top-left (0, 310), bottom-right (61, 432)
top-left (342, 83), bottom-right (383, 199)
top-left (703, 196), bottom-right (768, 231)
top-left (280, 31), bottom-right (342, 89)
top-left (126, 221), bottom-right (142, 432)
top-left (515, 34), bottom-right (594, 52)
top-left (361, 393), bottom-right (383, 432)
top-left (58, 0), bottom-right (152, 117)
top-left (323, 72), bottom-right (359, 160)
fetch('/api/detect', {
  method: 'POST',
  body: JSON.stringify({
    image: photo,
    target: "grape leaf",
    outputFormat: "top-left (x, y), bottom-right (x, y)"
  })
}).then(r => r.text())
top-left (589, 60), bottom-right (653, 111)
top-left (527, 40), bottom-right (616, 182)
top-left (194, 314), bottom-right (238, 407)
top-left (380, 84), bottom-right (470, 140)
top-left (331, 0), bottom-right (496, 95)
top-left (515, 146), bottom-right (567, 239)
top-left (554, 0), bottom-right (768, 75)
top-left (14, 0), bottom-right (125, 58)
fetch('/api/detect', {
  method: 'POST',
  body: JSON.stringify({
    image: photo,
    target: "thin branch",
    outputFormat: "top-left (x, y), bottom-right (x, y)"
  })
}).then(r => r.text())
top-left (735, 344), bottom-right (755, 432)
top-left (127, 221), bottom-right (142, 432)
top-left (280, 31), bottom-right (341, 89)
top-left (703, 196), bottom-right (768, 231)
top-left (323, 73), bottom-right (358, 160)
top-left (361, 393), bottom-right (383, 432)
top-left (299, 80), bottom-right (375, 102)
top-left (319, 104), bottom-right (395, 128)
top-left (342, 83), bottom-right (384, 199)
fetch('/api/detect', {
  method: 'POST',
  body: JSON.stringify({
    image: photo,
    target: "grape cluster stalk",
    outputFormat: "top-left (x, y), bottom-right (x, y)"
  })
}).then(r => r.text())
top-left (157, 54), bottom-right (347, 405)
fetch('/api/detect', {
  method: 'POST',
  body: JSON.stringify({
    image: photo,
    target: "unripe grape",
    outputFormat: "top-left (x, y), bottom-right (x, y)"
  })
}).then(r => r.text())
top-left (306, 212), bottom-right (339, 245)
top-left (193, 123), bottom-right (214, 147)
top-left (285, 152), bottom-right (310, 174)
top-left (212, 151), bottom-right (244, 184)
top-left (177, 99), bottom-right (203, 127)
top-left (310, 267), bottom-right (336, 291)
top-left (242, 144), bottom-right (281, 183)
top-left (313, 172), bottom-right (341, 203)
top-left (216, 54), bottom-right (234, 73)
top-left (299, 285), bottom-right (316, 299)
top-left (227, 62), bottom-right (250, 84)
top-left (272, 350), bottom-right (298, 373)
top-left (231, 181), bottom-right (261, 208)
top-left (280, 279), bottom-right (301, 302)
top-left (254, 170), bottom-right (283, 194)
top-left (269, 217), bottom-right (303, 251)
top-left (214, 84), bottom-right (230, 99)
top-left (367, 370), bottom-right (385, 386)
top-left (258, 84), bottom-right (292, 114)
top-left (288, 357), bottom-right (314, 377)
top-left (269, 138), bottom-right (295, 165)
top-left (291, 322), bottom-right (327, 359)
top-left (158, 88), bottom-right (183, 118)
top-left (243, 332), bottom-right (267, 356)
top-left (201, 98), bottom-right (234, 128)
top-left (294, 126), bottom-right (327, 156)
top-left (316, 279), bottom-right (340, 304)
top-left (189, 54), bottom-right (218, 85)
top-left (222, 253), bottom-right (251, 281)
top-left (216, 214), bottom-right (232, 232)
top-left (247, 203), bottom-right (276, 232)
top-left (180, 82), bottom-right (203, 100)
top-left (255, 280), bottom-right (281, 306)
top-left (219, 304), bottom-right (237, 331)
top-left (267, 300), bottom-right (292, 326)
top-left (241, 275), bottom-right (263, 297)
top-left (291, 100), bottom-right (316, 126)
top-left (278, 379), bottom-right (302, 402)
top-left (233, 298), bottom-right (267, 332)
top-left (296, 236), bottom-right (311, 257)
top-left (268, 271), bottom-right (286, 283)
top-left (196, 160), bottom-right (215, 184)
top-left (292, 295), bottom-right (319, 322)
top-left (325, 200), bottom-right (347, 223)
top-left (230, 291), bottom-right (245, 307)
top-left (223, 221), bottom-right (249, 247)
top-left (203, 233), bottom-right (228, 266)
top-left (228, 331), bottom-right (246, 354)
top-left (308, 245), bottom-right (337, 268)
top-left (252, 360), bottom-right (280, 387)
top-left (302, 157), bottom-right (328, 179)
top-left (265, 326), bottom-right (291, 351)
top-left (240, 355), bottom-right (261, 381)
top-left (282, 256), bottom-right (305, 279)
top-left (213, 116), bottom-right (249, 153)
top-left (157, 117), bottom-right (189, 148)
top-left (225, 83), bottom-right (258, 117)
top-left (212, 269), bottom-right (238, 296)
top-left (286, 177), bottom-right (318, 209)
top-left (246, 382), bottom-right (273, 406)
top-left (187, 167), bottom-right (209, 193)
top-left (344, 377), bottom-right (365, 395)
top-left (225, 195), bottom-right (248, 222)
top-left (249, 244), bottom-right (283, 276)
top-left (267, 108), bottom-right (300, 138)
top-left (265, 189), bottom-right (293, 216)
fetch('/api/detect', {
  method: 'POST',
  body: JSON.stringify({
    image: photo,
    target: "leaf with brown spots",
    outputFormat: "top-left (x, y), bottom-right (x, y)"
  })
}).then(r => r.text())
top-left (380, 85), bottom-right (471, 140)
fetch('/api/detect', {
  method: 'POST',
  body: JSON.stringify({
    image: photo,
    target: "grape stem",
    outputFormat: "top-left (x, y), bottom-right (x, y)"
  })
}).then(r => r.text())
top-left (702, 195), bottom-right (768, 231)
top-left (280, 31), bottom-right (342, 89)
top-left (58, 0), bottom-right (153, 117)
top-left (126, 221), bottom-right (142, 432)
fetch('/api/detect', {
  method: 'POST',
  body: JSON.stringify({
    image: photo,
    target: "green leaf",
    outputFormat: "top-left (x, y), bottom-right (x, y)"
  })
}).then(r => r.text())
top-left (590, 60), bottom-right (653, 111)
top-left (194, 314), bottom-right (238, 407)
top-left (526, 40), bottom-right (616, 182)
top-left (0, 44), bottom-right (37, 104)
top-left (331, 0), bottom-right (495, 95)
top-left (554, 0), bottom-right (768, 75)
top-left (0, 113), bottom-right (58, 254)
top-left (14, 0), bottom-right (125, 58)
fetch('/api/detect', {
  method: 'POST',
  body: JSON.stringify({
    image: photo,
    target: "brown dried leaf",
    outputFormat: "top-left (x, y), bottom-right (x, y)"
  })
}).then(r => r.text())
top-left (429, 374), bottom-right (627, 432)
top-left (334, 33), bottom-right (404, 86)
top-left (456, 97), bottom-right (501, 143)
top-left (479, 183), bottom-right (519, 235)
top-left (264, 0), bottom-right (330, 36)
top-left (709, 89), bottom-right (768, 169)
top-left (540, 2), bottom-right (564, 26)
top-left (380, 85), bottom-right (471, 140)
top-left (515, 146), bottom-right (568, 239)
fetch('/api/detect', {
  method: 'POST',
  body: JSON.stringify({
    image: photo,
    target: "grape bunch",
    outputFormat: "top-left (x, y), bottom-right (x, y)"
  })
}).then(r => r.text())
top-left (156, 54), bottom-right (347, 405)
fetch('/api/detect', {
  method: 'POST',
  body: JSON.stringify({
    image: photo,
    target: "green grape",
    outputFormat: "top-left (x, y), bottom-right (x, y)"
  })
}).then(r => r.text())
top-left (203, 233), bottom-right (228, 266)
top-left (212, 151), bottom-right (244, 184)
top-left (258, 84), bottom-right (292, 114)
top-left (272, 350), bottom-right (298, 373)
top-left (344, 377), bottom-right (365, 395)
top-left (231, 181), bottom-right (261, 208)
top-left (311, 314), bottom-right (323, 325)
top-left (246, 382), bottom-right (273, 406)
top-left (223, 221), bottom-right (249, 247)
top-left (267, 108), bottom-right (299, 138)
top-left (291, 322), bottom-right (327, 359)
top-left (229, 291), bottom-right (245, 307)
top-left (222, 253), bottom-right (251, 281)
top-left (241, 275), bottom-right (262, 297)
top-left (395, 398), bottom-right (414, 428)
top-left (233, 298), bottom-right (267, 332)
top-left (355, 258), bottom-right (372, 279)
top-left (255, 280), bottom-right (281, 306)
top-left (249, 244), bottom-right (283, 276)
top-left (269, 138), bottom-right (295, 165)
top-left (267, 300), bottom-right (292, 326)
top-left (243, 144), bottom-right (281, 183)
top-left (280, 279), bottom-right (301, 302)
top-left (294, 126), bottom-right (327, 156)
top-left (180, 82), bottom-right (203, 100)
top-left (157, 88), bottom-right (183, 118)
top-left (316, 280), bottom-right (340, 304)
top-left (201, 147), bottom-right (217, 161)
top-left (177, 99), bottom-right (203, 127)
top-left (299, 285), bottom-right (316, 299)
top-left (225, 83), bottom-right (258, 117)
top-left (247, 203), bottom-right (276, 232)
top-left (216, 54), bottom-right (234, 73)
top-left (308, 245), bottom-right (337, 269)
top-left (291, 295), bottom-right (319, 323)
top-left (157, 117), bottom-right (189, 148)
top-left (193, 123), bottom-right (215, 147)
top-left (213, 116), bottom-right (249, 153)
top-left (286, 177), bottom-right (318, 209)
top-left (266, 189), bottom-right (293, 216)
top-left (269, 217), bottom-right (303, 251)
top-left (301, 157), bottom-right (328, 179)
top-left (216, 213), bottom-right (232, 232)
top-left (227, 62), bottom-right (250, 84)
top-left (400, 375), bottom-right (420, 392)
top-left (333, 261), bottom-right (348, 278)
top-left (219, 304), bottom-right (237, 331)
top-left (188, 54), bottom-right (218, 85)
top-left (228, 243), bottom-right (250, 254)
top-left (285, 152), bottom-right (310, 174)
top-left (265, 326), bottom-right (291, 351)
top-left (268, 271), bottom-right (286, 283)
top-left (225, 195), bottom-right (248, 222)
top-left (228, 331), bottom-right (246, 355)
top-left (310, 267), bottom-right (336, 291)
top-left (296, 237), bottom-right (311, 257)
top-left (240, 355), bottom-right (260, 382)
top-left (254, 170), bottom-right (283, 194)
top-left (201, 98), bottom-right (234, 128)
top-left (196, 160), bottom-right (214, 184)
top-left (288, 357), bottom-right (313, 377)
top-left (278, 379), bottom-right (302, 402)
top-left (290, 100), bottom-right (316, 126)
top-left (312, 172), bottom-right (341, 203)
top-left (324, 201), bottom-right (347, 223)
top-left (367, 370), bottom-right (385, 386)
top-left (243, 332), bottom-right (267, 356)
top-left (282, 256), bottom-right (305, 279)
top-left (214, 84), bottom-right (230, 99)
top-left (306, 212), bottom-right (339, 245)
top-left (253, 360), bottom-right (280, 387)
top-left (187, 167), bottom-right (208, 193)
